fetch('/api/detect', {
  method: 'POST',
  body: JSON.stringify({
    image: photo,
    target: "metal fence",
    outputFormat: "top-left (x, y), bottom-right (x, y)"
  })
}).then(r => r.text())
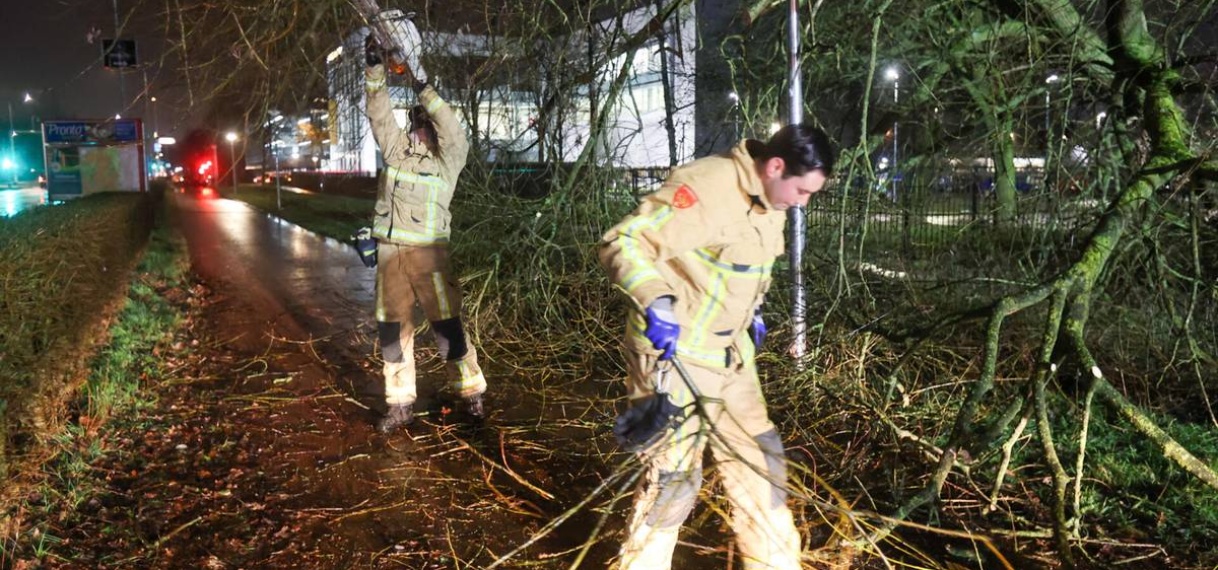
top-left (805, 185), bottom-right (1093, 250)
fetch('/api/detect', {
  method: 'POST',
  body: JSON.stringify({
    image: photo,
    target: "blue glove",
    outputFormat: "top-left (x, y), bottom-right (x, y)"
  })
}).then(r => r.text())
top-left (749, 306), bottom-right (767, 348)
top-left (644, 296), bottom-right (679, 360)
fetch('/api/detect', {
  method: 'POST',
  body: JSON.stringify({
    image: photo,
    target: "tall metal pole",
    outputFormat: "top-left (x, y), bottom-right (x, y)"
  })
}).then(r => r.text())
top-left (892, 79), bottom-right (899, 201)
top-left (7, 102), bottom-right (16, 184)
top-left (229, 143), bottom-right (239, 191)
top-left (786, 0), bottom-right (806, 362)
top-left (1044, 74), bottom-right (1058, 190)
top-left (112, 0), bottom-right (126, 117)
top-left (273, 144), bottom-right (282, 210)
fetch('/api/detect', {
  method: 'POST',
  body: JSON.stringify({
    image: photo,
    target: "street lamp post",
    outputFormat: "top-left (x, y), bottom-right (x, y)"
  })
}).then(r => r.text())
top-left (1044, 74), bottom-right (1060, 192)
top-left (272, 141), bottom-right (282, 210)
top-left (22, 93), bottom-right (35, 132)
top-left (7, 102), bottom-right (16, 184)
top-left (885, 66), bottom-right (900, 202)
top-left (728, 91), bottom-right (741, 140)
top-left (225, 132), bottom-right (239, 195)
top-left (150, 96), bottom-right (159, 137)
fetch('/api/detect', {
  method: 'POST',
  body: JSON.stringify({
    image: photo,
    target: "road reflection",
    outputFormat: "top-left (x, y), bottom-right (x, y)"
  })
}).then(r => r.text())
top-left (0, 186), bottom-right (49, 218)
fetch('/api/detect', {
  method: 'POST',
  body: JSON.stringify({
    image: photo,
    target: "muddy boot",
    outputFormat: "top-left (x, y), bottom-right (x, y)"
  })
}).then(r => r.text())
top-left (377, 403), bottom-right (414, 432)
top-left (464, 394), bottom-right (485, 419)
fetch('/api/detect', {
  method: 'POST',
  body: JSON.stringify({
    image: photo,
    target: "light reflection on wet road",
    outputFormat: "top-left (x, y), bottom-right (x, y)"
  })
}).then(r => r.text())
top-left (0, 186), bottom-right (49, 217)
top-left (170, 190), bottom-right (376, 352)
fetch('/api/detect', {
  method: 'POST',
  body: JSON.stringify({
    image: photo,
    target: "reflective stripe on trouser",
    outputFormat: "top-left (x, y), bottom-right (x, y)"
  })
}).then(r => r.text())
top-left (376, 243), bottom-right (487, 404)
top-left (617, 351), bottom-right (800, 570)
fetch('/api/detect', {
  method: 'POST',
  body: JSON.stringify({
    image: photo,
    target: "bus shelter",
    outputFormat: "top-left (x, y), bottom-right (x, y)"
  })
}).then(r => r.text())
top-left (42, 118), bottom-right (147, 201)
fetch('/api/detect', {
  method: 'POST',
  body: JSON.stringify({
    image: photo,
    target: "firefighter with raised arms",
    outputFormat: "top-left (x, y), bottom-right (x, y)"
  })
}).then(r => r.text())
top-left (361, 12), bottom-right (486, 431)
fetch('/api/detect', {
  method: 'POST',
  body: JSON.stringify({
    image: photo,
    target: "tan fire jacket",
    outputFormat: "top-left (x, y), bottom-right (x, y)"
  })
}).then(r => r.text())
top-left (600, 140), bottom-right (787, 368)
top-left (365, 65), bottom-right (470, 246)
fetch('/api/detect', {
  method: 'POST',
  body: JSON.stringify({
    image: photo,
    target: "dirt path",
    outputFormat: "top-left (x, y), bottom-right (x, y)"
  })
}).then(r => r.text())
top-left (15, 194), bottom-right (640, 569)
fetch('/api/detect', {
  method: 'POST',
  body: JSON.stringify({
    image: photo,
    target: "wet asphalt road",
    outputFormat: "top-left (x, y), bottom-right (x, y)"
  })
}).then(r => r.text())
top-left (0, 185), bottom-right (49, 217)
top-left (169, 189), bottom-right (376, 360)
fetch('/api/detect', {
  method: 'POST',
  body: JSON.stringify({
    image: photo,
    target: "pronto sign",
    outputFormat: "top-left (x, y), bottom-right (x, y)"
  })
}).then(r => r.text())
top-left (45, 120), bottom-right (142, 145)
top-left (42, 119), bottom-right (147, 200)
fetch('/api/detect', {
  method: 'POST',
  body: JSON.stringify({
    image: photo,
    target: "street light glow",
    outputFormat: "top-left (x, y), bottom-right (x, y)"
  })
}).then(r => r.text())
top-left (23, 93), bottom-right (33, 103)
top-left (884, 66), bottom-right (900, 82)
top-left (225, 132), bottom-right (239, 143)
top-left (728, 91), bottom-right (739, 102)
top-left (157, 137), bottom-right (177, 145)
top-left (1046, 74), bottom-right (1061, 84)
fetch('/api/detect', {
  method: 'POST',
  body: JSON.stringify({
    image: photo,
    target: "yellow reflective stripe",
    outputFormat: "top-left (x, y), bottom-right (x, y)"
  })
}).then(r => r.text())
top-left (739, 329), bottom-right (757, 363)
top-left (426, 96), bottom-right (444, 113)
top-left (453, 360), bottom-right (486, 392)
top-left (667, 387), bottom-right (700, 471)
top-left (383, 167), bottom-right (448, 240)
top-left (688, 273), bottom-right (727, 346)
top-left (618, 207), bottom-right (674, 294)
top-left (426, 180), bottom-right (438, 236)
top-left (690, 249), bottom-right (771, 277)
top-left (372, 223), bottom-right (449, 245)
top-left (386, 167), bottom-right (446, 187)
top-left (432, 272), bottom-right (453, 319)
top-left (676, 345), bottom-right (729, 367)
top-left (627, 320), bottom-right (729, 368)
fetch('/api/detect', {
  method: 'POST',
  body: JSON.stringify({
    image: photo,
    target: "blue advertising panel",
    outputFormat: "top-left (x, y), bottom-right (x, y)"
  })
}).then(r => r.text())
top-left (44, 119), bottom-right (141, 145)
top-left (42, 119), bottom-right (145, 199)
top-left (45, 147), bottom-right (83, 197)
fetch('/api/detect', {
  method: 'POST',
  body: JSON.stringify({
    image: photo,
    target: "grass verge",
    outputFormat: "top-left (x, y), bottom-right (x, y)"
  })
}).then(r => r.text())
top-left (0, 189), bottom-right (186, 566)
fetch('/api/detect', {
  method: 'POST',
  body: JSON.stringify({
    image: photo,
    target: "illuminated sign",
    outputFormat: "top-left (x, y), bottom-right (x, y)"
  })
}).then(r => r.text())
top-left (43, 119), bottom-right (142, 145)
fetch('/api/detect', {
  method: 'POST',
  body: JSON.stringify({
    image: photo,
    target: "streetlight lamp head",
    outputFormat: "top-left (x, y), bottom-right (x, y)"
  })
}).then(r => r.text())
top-left (728, 91), bottom-right (739, 102)
top-left (225, 132), bottom-right (238, 143)
top-left (1046, 74), bottom-right (1061, 84)
top-left (23, 93), bottom-right (33, 103)
top-left (884, 66), bottom-right (900, 82)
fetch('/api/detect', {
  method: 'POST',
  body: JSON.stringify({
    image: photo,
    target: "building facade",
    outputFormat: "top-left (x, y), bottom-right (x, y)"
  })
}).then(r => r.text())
top-left (323, 2), bottom-right (704, 175)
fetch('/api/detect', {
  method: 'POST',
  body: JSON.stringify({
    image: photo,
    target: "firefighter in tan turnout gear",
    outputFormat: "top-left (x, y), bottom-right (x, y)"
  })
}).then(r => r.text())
top-left (600, 125), bottom-right (835, 569)
top-left (362, 14), bottom-right (486, 431)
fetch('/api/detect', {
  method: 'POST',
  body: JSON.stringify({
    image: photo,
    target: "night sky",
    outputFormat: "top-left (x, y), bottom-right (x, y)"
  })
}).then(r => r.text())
top-left (0, 0), bottom-right (187, 137)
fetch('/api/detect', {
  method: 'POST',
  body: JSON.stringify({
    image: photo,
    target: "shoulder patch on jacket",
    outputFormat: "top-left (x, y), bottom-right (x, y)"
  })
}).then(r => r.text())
top-left (671, 185), bottom-right (698, 209)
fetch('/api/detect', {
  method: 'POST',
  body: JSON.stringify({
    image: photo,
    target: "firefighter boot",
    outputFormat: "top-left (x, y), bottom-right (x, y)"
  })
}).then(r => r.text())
top-left (464, 394), bottom-right (485, 419)
top-left (377, 403), bottom-right (414, 432)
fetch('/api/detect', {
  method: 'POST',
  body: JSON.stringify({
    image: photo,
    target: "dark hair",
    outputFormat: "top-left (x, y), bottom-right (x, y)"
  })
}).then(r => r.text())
top-left (759, 124), bottom-right (836, 178)
top-left (408, 105), bottom-right (436, 140)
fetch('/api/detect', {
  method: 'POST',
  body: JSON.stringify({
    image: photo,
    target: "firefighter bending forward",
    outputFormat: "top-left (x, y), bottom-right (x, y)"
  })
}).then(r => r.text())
top-left (599, 125), bottom-right (836, 569)
top-left (364, 22), bottom-right (486, 431)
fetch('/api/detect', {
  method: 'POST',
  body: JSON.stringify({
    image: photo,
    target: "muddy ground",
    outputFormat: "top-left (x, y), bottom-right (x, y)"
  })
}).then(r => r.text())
top-left (12, 195), bottom-right (745, 569)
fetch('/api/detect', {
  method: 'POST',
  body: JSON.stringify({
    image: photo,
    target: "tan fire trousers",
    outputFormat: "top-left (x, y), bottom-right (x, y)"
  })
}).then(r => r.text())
top-left (618, 350), bottom-right (800, 570)
top-left (375, 243), bottom-right (486, 405)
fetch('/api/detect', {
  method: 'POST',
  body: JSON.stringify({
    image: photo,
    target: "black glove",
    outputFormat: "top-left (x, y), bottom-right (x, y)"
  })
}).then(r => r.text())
top-left (353, 227), bottom-right (377, 268)
top-left (364, 34), bottom-right (383, 68)
top-left (613, 392), bottom-right (685, 452)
